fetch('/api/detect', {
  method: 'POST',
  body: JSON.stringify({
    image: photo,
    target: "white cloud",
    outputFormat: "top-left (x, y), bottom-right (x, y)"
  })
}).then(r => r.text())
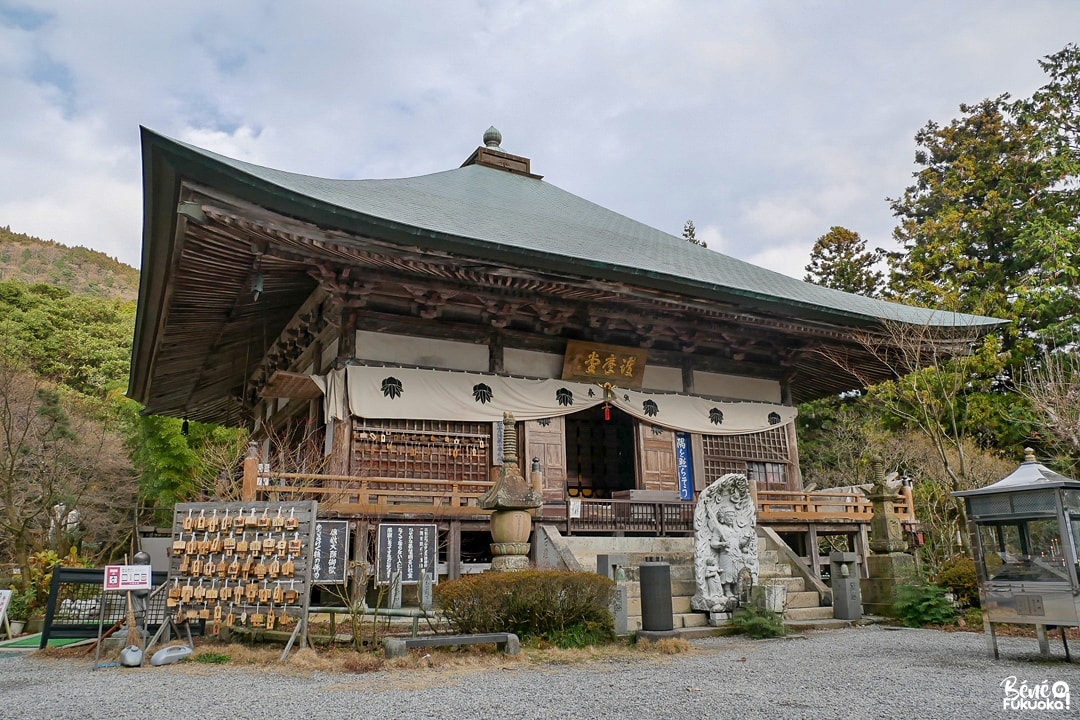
top-left (2, 0), bottom-right (1080, 276)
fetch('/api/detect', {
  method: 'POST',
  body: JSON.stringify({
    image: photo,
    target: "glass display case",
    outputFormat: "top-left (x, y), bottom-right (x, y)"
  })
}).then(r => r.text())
top-left (954, 449), bottom-right (1079, 660)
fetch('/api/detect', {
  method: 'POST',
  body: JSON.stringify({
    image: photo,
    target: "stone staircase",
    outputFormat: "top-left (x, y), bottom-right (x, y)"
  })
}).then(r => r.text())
top-left (535, 525), bottom-right (833, 632)
top-left (757, 547), bottom-right (833, 623)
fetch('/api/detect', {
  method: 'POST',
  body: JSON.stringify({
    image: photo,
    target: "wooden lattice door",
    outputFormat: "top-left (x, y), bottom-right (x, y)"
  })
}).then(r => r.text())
top-left (524, 417), bottom-right (566, 503)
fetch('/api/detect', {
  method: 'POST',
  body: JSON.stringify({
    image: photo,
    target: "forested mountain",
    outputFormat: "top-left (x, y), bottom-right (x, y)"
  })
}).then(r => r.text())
top-left (0, 223), bottom-right (244, 598)
top-left (0, 225), bottom-right (139, 301)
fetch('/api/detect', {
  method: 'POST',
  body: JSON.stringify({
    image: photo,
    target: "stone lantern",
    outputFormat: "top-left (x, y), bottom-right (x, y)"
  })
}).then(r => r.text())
top-left (479, 413), bottom-right (542, 571)
top-left (861, 459), bottom-right (916, 616)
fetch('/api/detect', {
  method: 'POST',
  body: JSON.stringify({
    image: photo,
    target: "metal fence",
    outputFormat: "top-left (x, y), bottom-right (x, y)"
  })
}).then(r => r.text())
top-left (39, 567), bottom-right (171, 649)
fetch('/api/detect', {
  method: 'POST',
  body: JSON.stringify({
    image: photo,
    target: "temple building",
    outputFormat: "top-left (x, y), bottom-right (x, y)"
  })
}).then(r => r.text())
top-left (130, 126), bottom-right (1004, 578)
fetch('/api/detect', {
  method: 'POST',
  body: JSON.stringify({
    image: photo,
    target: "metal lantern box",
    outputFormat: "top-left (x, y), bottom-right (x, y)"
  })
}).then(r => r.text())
top-left (953, 449), bottom-right (1080, 660)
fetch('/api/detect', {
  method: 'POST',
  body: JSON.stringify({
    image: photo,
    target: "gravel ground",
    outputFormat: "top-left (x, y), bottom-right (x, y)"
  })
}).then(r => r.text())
top-left (1, 626), bottom-right (1078, 720)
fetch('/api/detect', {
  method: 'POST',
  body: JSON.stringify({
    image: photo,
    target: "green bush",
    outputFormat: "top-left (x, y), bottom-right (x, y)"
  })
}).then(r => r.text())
top-left (934, 556), bottom-right (979, 608)
top-left (434, 570), bottom-right (615, 648)
top-left (730, 604), bottom-right (786, 639)
top-left (893, 582), bottom-right (957, 627)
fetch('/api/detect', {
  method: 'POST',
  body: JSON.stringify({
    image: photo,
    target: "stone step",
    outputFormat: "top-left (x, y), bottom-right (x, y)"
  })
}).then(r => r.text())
top-left (668, 564), bottom-right (696, 582)
top-left (784, 606), bottom-right (834, 622)
top-left (627, 595), bottom-right (696, 617)
top-left (671, 579), bottom-right (697, 597)
top-left (784, 590), bottom-right (822, 609)
top-left (757, 562), bottom-right (792, 578)
top-left (758, 576), bottom-right (805, 593)
top-left (674, 612), bottom-right (709, 629)
top-left (758, 549), bottom-right (778, 565)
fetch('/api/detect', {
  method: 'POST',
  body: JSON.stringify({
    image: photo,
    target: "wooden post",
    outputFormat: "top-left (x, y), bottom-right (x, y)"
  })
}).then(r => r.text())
top-left (447, 520), bottom-right (461, 580)
top-left (807, 524), bottom-right (821, 580)
top-left (350, 520), bottom-right (368, 606)
top-left (241, 441), bottom-right (260, 502)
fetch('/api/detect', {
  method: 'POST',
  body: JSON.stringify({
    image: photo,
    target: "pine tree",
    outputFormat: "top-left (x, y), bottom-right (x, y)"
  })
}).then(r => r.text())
top-left (803, 226), bottom-right (884, 296)
top-left (682, 220), bottom-right (706, 248)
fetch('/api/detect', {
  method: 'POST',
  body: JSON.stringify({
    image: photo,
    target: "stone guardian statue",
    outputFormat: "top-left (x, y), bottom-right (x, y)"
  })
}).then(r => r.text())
top-left (691, 473), bottom-right (758, 612)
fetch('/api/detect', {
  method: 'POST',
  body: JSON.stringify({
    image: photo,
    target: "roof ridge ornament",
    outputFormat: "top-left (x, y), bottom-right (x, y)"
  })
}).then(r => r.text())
top-left (459, 126), bottom-right (542, 179)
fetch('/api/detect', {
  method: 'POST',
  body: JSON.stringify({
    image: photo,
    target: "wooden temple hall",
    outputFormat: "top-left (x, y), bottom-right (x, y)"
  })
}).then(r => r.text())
top-left (130, 126), bottom-right (1003, 578)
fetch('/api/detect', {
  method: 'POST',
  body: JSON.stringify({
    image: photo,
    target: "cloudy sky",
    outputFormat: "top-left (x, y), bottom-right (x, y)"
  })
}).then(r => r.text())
top-left (2, 1), bottom-right (1078, 279)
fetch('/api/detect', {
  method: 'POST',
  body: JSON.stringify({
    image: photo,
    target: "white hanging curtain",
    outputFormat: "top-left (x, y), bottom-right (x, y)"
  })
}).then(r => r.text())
top-left (316, 366), bottom-right (796, 435)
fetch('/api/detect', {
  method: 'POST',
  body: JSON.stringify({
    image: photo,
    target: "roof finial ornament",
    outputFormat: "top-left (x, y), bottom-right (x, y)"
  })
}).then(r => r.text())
top-left (1023, 447), bottom-right (1036, 463)
top-left (483, 126), bottom-right (502, 149)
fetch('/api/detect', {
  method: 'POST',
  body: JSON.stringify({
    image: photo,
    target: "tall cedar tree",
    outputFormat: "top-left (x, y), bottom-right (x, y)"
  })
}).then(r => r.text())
top-left (888, 44), bottom-right (1080, 364)
top-left (803, 226), bottom-right (884, 297)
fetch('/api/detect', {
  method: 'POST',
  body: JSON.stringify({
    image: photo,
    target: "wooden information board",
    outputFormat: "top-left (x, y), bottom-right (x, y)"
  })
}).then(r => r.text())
top-left (312, 520), bottom-right (349, 585)
top-left (376, 523), bottom-right (437, 585)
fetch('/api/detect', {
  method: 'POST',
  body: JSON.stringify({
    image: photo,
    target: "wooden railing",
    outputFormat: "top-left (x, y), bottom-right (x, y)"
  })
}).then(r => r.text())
top-left (243, 454), bottom-right (915, 526)
top-left (558, 489), bottom-right (914, 536)
top-left (250, 471), bottom-right (495, 518)
top-left (756, 489), bottom-right (914, 523)
top-left (563, 499), bottom-right (696, 536)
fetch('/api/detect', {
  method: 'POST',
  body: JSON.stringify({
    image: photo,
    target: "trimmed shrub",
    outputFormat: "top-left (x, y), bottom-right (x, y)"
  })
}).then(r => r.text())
top-left (934, 556), bottom-right (979, 608)
top-left (434, 570), bottom-right (615, 647)
top-left (893, 582), bottom-right (957, 627)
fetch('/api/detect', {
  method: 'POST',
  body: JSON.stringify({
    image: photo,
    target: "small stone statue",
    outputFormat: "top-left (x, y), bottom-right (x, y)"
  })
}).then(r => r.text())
top-left (692, 474), bottom-right (758, 612)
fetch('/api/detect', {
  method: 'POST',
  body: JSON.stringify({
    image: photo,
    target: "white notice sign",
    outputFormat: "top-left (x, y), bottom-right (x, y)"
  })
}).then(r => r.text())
top-left (104, 564), bottom-right (153, 591)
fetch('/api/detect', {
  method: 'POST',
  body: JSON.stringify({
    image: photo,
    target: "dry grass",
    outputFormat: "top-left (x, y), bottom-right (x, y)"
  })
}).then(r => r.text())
top-left (33, 631), bottom-right (705, 677)
top-left (635, 637), bottom-right (693, 654)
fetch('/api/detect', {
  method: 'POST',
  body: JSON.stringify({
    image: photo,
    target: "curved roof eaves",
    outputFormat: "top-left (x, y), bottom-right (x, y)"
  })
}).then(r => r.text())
top-left (148, 129), bottom-right (1006, 330)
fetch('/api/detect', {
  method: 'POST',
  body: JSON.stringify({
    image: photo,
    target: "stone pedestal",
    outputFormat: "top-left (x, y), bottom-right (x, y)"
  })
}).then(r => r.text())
top-left (860, 553), bottom-right (916, 616)
top-left (490, 552), bottom-right (531, 572)
top-left (610, 584), bottom-right (629, 637)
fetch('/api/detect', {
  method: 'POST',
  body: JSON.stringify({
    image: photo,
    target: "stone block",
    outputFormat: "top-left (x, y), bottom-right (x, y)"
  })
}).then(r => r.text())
top-left (785, 590), bottom-right (822, 609)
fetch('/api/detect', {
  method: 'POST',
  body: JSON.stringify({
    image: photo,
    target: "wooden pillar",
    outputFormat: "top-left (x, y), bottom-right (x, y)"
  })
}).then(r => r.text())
top-left (489, 331), bottom-right (504, 374)
top-left (785, 421), bottom-right (803, 490)
top-left (856, 524), bottom-right (871, 578)
top-left (681, 354), bottom-right (695, 394)
top-left (447, 520), bottom-right (461, 580)
top-left (807, 524), bottom-right (821, 580)
top-left (241, 441), bottom-right (260, 502)
top-left (338, 308), bottom-right (357, 363)
top-left (353, 520), bottom-right (370, 603)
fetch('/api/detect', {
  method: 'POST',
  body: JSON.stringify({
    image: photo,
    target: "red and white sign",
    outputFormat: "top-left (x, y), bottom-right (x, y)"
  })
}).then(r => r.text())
top-left (103, 565), bottom-right (153, 591)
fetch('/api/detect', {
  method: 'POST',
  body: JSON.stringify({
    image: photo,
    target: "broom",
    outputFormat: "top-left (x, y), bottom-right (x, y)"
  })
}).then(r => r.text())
top-left (125, 590), bottom-right (140, 648)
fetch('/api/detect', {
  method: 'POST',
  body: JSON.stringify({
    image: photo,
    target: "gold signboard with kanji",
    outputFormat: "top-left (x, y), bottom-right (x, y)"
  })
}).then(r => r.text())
top-left (561, 340), bottom-right (648, 389)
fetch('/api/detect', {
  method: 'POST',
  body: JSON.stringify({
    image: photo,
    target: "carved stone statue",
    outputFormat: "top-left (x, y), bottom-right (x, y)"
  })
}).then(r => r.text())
top-left (691, 473), bottom-right (758, 612)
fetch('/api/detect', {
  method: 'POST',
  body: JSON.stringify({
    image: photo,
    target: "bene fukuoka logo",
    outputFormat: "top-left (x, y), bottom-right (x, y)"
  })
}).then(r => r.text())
top-left (1001, 676), bottom-right (1070, 711)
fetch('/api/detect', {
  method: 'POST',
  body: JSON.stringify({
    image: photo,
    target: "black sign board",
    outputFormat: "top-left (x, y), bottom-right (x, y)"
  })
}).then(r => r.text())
top-left (312, 520), bottom-right (349, 585)
top-left (376, 523), bottom-right (437, 585)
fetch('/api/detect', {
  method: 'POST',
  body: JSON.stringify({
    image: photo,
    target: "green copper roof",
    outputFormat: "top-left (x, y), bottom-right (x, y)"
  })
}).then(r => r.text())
top-left (143, 128), bottom-right (1005, 330)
